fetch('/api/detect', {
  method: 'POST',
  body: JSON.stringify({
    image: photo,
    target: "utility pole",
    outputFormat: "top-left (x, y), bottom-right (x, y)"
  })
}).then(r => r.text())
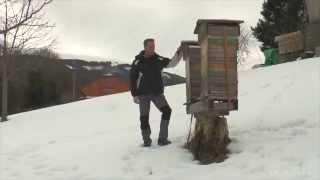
top-left (72, 61), bottom-right (77, 101)
top-left (65, 61), bottom-right (78, 101)
top-left (1, 32), bottom-right (8, 122)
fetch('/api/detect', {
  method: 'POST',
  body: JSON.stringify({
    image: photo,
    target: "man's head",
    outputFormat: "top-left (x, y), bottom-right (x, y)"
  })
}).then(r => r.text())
top-left (143, 38), bottom-right (155, 56)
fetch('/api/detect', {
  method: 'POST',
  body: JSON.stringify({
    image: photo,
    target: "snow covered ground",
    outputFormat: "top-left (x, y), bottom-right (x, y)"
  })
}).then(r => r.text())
top-left (0, 58), bottom-right (319, 180)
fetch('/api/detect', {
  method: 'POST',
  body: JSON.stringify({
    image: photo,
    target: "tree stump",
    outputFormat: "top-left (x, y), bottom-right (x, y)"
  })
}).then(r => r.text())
top-left (186, 113), bottom-right (231, 164)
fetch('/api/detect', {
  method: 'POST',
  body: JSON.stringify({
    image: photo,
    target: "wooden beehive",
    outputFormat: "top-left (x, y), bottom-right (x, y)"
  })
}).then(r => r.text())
top-left (190, 19), bottom-right (243, 116)
top-left (181, 41), bottom-right (201, 114)
top-left (275, 31), bottom-right (304, 55)
top-left (275, 31), bottom-right (305, 63)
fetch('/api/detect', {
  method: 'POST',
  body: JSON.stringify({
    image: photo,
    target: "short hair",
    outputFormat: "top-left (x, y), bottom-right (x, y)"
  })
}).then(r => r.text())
top-left (143, 38), bottom-right (154, 47)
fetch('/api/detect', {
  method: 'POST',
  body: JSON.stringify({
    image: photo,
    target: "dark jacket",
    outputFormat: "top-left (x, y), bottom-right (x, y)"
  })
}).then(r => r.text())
top-left (129, 50), bottom-right (171, 96)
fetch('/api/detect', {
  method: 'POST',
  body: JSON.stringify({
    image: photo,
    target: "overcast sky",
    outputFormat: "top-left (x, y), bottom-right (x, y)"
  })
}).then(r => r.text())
top-left (46, 0), bottom-right (265, 72)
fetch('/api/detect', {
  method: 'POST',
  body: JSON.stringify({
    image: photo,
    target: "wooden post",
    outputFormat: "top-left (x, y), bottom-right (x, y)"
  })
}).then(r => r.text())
top-left (1, 32), bottom-right (9, 122)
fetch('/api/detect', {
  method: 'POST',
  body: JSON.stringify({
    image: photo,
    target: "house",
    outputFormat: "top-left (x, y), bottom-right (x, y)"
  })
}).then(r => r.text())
top-left (80, 73), bottom-right (129, 97)
top-left (305, 0), bottom-right (320, 56)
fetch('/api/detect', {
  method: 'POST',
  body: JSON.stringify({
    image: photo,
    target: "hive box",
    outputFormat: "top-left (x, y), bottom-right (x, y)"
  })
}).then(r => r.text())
top-left (184, 19), bottom-right (243, 116)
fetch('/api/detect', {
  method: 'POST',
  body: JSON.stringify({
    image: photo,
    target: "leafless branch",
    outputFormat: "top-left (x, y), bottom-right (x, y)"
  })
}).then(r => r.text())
top-left (1, 0), bottom-right (55, 79)
top-left (0, 0), bottom-right (53, 34)
top-left (238, 24), bottom-right (253, 65)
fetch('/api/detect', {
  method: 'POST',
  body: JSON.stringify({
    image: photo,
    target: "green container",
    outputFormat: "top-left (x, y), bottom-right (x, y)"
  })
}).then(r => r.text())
top-left (264, 48), bottom-right (278, 65)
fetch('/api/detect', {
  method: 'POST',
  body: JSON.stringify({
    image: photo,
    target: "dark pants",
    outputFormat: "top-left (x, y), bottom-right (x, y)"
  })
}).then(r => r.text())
top-left (138, 94), bottom-right (172, 142)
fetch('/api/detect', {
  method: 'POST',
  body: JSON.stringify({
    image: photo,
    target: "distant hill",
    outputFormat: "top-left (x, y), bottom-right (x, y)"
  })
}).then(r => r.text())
top-left (0, 55), bottom-right (185, 115)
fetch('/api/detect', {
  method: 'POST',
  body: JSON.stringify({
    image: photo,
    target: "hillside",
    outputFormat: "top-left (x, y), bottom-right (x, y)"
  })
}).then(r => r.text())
top-left (0, 58), bottom-right (319, 180)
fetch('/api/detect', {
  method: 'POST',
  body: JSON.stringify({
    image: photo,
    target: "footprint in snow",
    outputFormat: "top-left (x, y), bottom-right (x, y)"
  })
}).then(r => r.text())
top-left (48, 140), bottom-right (57, 144)
top-left (260, 83), bottom-right (271, 89)
top-left (9, 171), bottom-right (20, 177)
top-left (281, 119), bottom-right (307, 129)
top-left (32, 163), bottom-right (49, 170)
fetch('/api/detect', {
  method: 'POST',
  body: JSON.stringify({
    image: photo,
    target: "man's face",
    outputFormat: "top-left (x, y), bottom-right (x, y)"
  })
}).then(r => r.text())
top-left (144, 41), bottom-right (155, 55)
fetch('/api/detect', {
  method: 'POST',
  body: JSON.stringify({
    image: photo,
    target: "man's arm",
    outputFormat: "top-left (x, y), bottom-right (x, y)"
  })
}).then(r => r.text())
top-left (129, 60), bottom-right (139, 97)
top-left (166, 49), bottom-right (183, 68)
top-left (159, 48), bottom-right (183, 68)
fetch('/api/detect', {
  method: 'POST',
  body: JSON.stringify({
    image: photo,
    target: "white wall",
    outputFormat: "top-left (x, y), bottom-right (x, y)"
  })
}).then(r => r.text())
top-left (306, 0), bottom-right (320, 22)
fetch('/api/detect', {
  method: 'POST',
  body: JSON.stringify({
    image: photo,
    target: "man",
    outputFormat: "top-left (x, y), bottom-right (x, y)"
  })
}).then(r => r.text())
top-left (130, 38), bottom-right (182, 147)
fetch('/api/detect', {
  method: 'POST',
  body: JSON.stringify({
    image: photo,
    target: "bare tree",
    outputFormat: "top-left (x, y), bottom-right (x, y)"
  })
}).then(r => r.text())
top-left (0, 0), bottom-right (54, 122)
top-left (238, 24), bottom-right (252, 65)
top-left (30, 47), bottom-right (60, 59)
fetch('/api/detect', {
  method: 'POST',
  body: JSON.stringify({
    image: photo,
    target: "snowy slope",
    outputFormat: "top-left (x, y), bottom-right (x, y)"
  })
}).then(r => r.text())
top-left (0, 58), bottom-right (320, 180)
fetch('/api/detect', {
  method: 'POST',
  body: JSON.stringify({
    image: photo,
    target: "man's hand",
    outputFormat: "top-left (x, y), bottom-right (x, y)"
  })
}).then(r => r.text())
top-left (133, 96), bottom-right (140, 104)
top-left (177, 46), bottom-right (182, 54)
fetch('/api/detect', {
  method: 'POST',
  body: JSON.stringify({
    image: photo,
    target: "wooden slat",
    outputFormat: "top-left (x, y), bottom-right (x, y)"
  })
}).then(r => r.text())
top-left (209, 93), bottom-right (238, 98)
top-left (209, 89), bottom-right (237, 95)
top-left (209, 90), bottom-right (237, 95)
top-left (209, 85), bottom-right (238, 90)
top-left (200, 34), bottom-right (209, 97)
top-left (208, 55), bottom-right (238, 60)
top-left (208, 63), bottom-right (237, 70)
top-left (207, 26), bottom-right (224, 36)
top-left (208, 81), bottom-right (238, 87)
top-left (208, 42), bottom-right (238, 48)
top-left (208, 46), bottom-right (238, 55)
top-left (208, 72), bottom-right (237, 79)
top-left (208, 26), bottom-right (239, 35)
top-left (224, 26), bottom-right (240, 35)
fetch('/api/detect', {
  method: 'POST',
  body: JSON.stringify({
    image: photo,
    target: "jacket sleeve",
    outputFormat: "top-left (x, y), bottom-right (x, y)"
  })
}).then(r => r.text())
top-left (166, 50), bottom-right (183, 68)
top-left (129, 60), bottom-right (139, 97)
top-left (159, 50), bottom-right (183, 68)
